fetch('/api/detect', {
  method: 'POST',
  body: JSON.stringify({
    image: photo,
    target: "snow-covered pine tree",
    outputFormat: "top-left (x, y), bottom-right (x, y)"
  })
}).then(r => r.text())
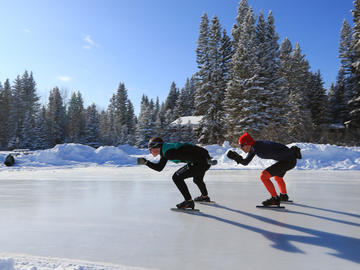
top-left (7, 71), bottom-right (40, 149)
top-left (0, 79), bottom-right (12, 148)
top-left (328, 67), bottom-right (347, 125)
top-left (224, 7), bottom-right (263, 142)
top-left (232, 0), bottom-right (250, 46)
top-left (196, 15), bottom-right (231, 144)
top-left (348, 0), bottom-right (360, 128)
top-left (194, 13), bottom-right (211, 116)
top-left (33, 106), bottom-right (51, 149)
top-left (99, 109), bottom-right (112, 145)
top-left (46, 87), bottom-right (66, 146)
top-left (153, 97), bottom-right (165, 138)
top-left (135, 95), bottom-right (156, 148)
top-left (337, 19), bottom-right (354, 122)
top-left (84, 103), bottom-right (102, 148)
top-left (173, 86), bottom-right (188, 120)
top-left (253, 11), bottom-right (288, 141)
top-left (67, 91), bottom-right (85, 143)
top-left (126, 100), bottom-right (137, 145)
top-left (20, 111), bottom-right (34, 148)
top-left (282, 42), bottom-right (313, 141)
top-left (163, 82), bottom-right (179, 123)
top-left (20, 72), bottom-right (40, 149)
top-left (307, 70), bottom-right (329, 128)
top-left (109, 82), bottom-right (131, 145)
top-left (186, 77), bottom-right (197, 115)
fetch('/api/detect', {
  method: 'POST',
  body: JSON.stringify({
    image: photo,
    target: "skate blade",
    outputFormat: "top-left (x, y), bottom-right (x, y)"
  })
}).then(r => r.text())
top-left (198, 201), bottom-right (216, 205)
top-left (281, 200), bottom-right (294, 204)
top-left (171, 208), bottom-right (200, 212)
top-left (256, 205), bottom-right (285, 209)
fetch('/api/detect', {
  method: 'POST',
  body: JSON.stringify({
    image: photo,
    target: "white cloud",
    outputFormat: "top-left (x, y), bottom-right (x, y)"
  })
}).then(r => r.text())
top-left (82, 34), bottom-right (98, 49)
top-left (56, 76), bottom-right (72, 82)
top-left (84, 35), bottom-right (95, 45)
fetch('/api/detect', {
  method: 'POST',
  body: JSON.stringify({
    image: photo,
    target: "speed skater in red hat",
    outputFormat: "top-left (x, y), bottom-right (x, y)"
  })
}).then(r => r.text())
top-left (227, 132), bottom-right (302, 206)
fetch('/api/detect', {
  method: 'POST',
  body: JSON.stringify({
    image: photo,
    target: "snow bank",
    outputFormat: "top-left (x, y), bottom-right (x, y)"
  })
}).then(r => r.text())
top-left (294, 143), bottom-right (360, 170)
top-left (0, 254), bottom-right (156, 270)
top-left (207, 142), bottom-right (360, 170)
top-left (0, 142), bottom-right (359, 170)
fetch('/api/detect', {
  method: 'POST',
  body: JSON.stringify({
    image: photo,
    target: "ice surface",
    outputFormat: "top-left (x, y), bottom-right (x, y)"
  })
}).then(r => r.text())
top-left (0, 167), bottom-right (359, 270)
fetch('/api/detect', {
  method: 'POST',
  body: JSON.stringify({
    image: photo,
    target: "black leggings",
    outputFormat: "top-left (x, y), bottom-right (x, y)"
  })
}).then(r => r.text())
top-left (172, 162), bottom-right (210, 201)
top-left (266, 158), bottom-right (297, 177)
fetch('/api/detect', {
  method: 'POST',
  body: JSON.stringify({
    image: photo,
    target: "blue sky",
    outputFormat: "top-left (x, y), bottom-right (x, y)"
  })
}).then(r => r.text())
top-left (0, 0), bottom-right (355, 114)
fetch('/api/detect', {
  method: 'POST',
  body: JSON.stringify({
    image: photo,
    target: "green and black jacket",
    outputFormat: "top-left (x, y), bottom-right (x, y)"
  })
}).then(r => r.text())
top-left (145, 142), bottom-right (210, 172)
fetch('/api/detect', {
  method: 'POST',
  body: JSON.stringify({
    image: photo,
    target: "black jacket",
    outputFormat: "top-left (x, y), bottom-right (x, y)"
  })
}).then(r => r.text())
top-left (146, 143), bottom-right (210, 172)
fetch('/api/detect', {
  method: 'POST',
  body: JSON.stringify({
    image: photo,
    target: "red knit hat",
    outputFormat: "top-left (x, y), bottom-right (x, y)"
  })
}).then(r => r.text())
top-left (238, 132), bottom-right (255, 146)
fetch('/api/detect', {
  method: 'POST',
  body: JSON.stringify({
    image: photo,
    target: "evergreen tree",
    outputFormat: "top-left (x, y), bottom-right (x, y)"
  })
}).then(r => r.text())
top-left (307, 70), bottom-right (328, 127)
top-left (348, 0), bottom-right (360, 128)
top-left (155, 99), bottom-right (167, 138)
top-left (33, 106), bottom-right (51, 149)
top-left (20, 72), bottom-right (40, 148)
top-left (285, 43), bottom-right (313, 141)
top-left (108, 82), bottom-right (132, 145)
top-left (84, 103), bottom-right (102, 148)
top-left (194, 13), bottom-right (211, 116)
top-left (224, 7), bottom-right (262, 142)
top-left (173, 86), bottom-right (187, 120)
top-left (163, 82), bottom-right (179, 123)
top-left (67, 91), bottom-right (85, 143)
top-left (99, 109), bottom-right (112, 145)
top-left (126, 100), bottom-right (137, 145)
top-left (7, 71), bottom-right (40, 149)
top-left (336, 19), bottom-right (354, 122)
top-left (0, 79), bottom-right (12, 148)
top-left (254, 11), bottom-right (287, 141)
top-left (196, 15), bottom-right (231, 144)
top-left (47, 87), bottom-right (66, 146)
top-left (232, 0), bottom-right (250, 46)
top-left (339, 19), bottom-right (354, 77)
top-left (136, 95), bottom-right (155, 147)
top-left (328, 68), bottom-right (347, 124)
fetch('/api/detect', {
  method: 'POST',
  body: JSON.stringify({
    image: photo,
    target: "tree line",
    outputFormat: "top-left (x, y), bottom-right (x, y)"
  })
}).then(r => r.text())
top-left (0, 0), bottom-right (359, 150)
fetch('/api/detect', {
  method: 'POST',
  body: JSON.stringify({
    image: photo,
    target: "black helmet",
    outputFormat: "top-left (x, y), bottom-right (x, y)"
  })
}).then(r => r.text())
top-left (148, 137), bottom-right (164, 149)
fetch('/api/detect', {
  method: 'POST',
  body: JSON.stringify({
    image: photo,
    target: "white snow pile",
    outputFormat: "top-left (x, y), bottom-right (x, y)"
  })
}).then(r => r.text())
top-left (0, 254), bottom-right (156, 270)
top-left (0, 142), bottom-right (359, 170)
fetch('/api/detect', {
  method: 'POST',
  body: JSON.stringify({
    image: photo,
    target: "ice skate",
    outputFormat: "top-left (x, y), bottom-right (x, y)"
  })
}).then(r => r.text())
top-left (262, 196), bottom-right (280, 206)
top-left (194, 195), bottom-right (211, 202)
top-left (171, 200), bottom-right (200, 212)
top-left (278, 193), bottom-right (289, 201)
top-left (278, 193), bottom-right (293, 203)
top-left (176, 200), bottom-right (195, 209)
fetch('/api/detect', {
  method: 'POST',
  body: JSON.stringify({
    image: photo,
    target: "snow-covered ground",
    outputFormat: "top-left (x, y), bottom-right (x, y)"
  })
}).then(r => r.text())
top-left (0, 143), bottom-right (359, 269)
top-left (1, 142), bottom-right (360, 170)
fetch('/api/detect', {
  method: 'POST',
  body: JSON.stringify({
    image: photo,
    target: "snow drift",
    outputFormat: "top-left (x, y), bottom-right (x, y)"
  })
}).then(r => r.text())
top-left (1, 142), bottom-right (359, 170)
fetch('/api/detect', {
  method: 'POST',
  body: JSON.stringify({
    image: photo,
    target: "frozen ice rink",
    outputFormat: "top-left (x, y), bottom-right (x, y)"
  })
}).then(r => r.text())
top-left (0, 167), bottom-right (359, 270)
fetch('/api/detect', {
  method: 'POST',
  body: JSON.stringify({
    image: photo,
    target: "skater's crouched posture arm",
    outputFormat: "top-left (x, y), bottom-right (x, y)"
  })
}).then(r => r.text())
top-left (137, 137), bottom-right (214, 209)
top-left (227, 132), bottom-right (301, 206)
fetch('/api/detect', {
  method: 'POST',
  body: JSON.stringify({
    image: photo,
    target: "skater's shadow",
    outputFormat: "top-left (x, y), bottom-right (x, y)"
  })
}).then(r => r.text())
top-left (185, 203), bottom-right (360, 263)
top-left (292, 202), bottom-right (360, 219)
top-left (285, 209), bottom-right (360, 227)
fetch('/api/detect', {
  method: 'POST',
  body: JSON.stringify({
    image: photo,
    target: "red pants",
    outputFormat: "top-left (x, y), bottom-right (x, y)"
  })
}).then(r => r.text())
top-left (260, 170), bottom-right (287, 197)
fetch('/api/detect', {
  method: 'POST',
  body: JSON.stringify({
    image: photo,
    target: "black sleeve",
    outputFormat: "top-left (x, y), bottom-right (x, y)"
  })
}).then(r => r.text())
top-left (238, 151), bottom-right (255, 166)
top-left (165, 144), bottom-right (210, 163)
top-left (145, 157), bottom-right (168, 172)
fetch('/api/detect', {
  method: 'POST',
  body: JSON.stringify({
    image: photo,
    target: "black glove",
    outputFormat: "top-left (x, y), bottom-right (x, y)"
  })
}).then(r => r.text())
top-left (227, 150), bottom-right (242, 164)
top-left (207, 158), bottom-right (217, 166)
top-left (290, 146), bottom-right (302, 159)
top-left (137, 157), bottom-right (148, 165)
